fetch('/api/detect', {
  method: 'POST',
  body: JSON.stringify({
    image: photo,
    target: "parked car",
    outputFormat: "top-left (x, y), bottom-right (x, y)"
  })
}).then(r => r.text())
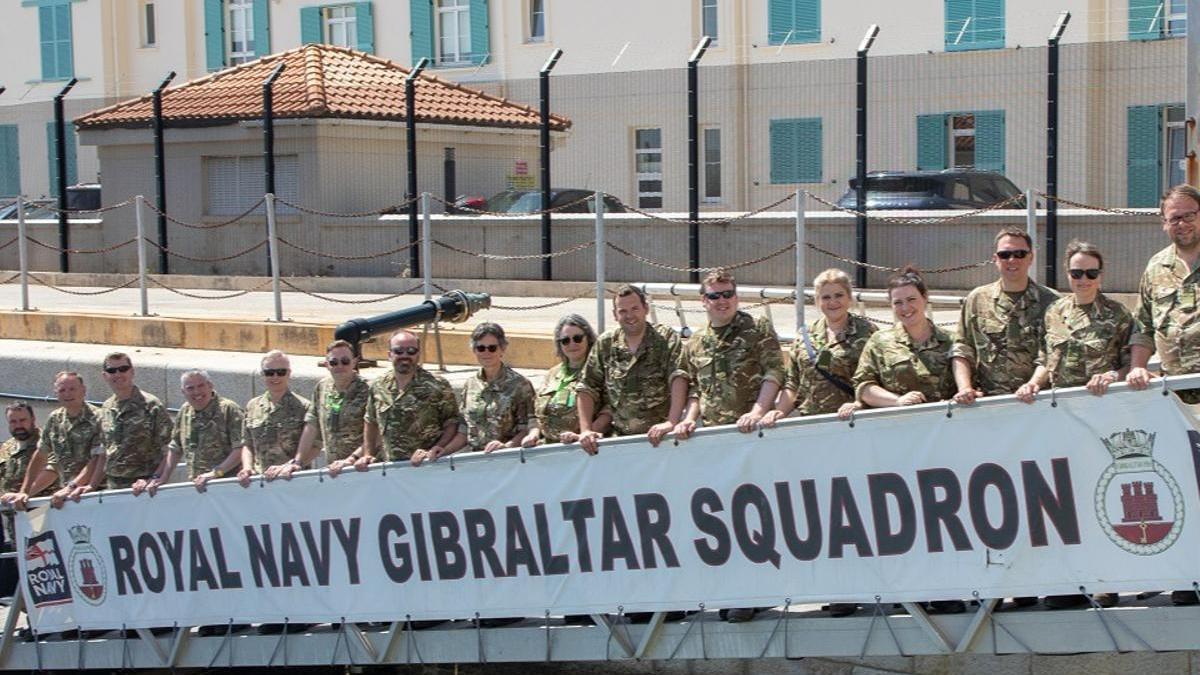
top-left (836, 170), bottom-right (1025, 210)
top-left (0, 199), bottom-right (55, 221)
top-left (0, 184), bottom-right (100, 220)
top-left (456, 189), bottom-right (626, 214)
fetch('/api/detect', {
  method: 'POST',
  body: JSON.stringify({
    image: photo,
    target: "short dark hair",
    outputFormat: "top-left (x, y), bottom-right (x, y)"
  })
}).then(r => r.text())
top-left (470, 321), bottom-right (508, 349)
top-left (5, 402), bottom-right (33, 420)
top-left (102, 352), bottom-right (131, 369)
top-left (1064, 240), bottom-right (1103, 269)
top-left (326, 339), bottom-right (355, 354)
top-left (993, 227), bottom-right (1033, 250)
top-left (700, 269), bottom-right (736, 294)
top-left (1160, 184), bottom-right (1200, 213)
top-left (887, 265), bottom-right (928, 299)
top-left (613, 284), bottom-right (647, 307)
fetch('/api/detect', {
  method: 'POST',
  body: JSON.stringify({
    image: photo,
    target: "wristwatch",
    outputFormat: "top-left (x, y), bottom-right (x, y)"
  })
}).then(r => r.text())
top-left (212, 467), bottom-right (225, 478)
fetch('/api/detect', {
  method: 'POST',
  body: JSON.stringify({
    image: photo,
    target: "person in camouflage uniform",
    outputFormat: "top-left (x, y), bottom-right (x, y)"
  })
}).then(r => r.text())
top-left (1016, 241), bottom-right (1132, 402)
top-left (456, 323), bottom-right (536, 453)
top-left (142, 370), bottom-right (245, 492)
top-left (368, 330), bottom-right (464, 467)
top-left (521, 314), bottom-right (612, 446)
top-left (0, 403), bottom-right (48, 500)
top-left (577, 285), bottom-right (687, 454)
top-left (673, 270), bottom-right (784, 439)
top-left (41, 372), bottom-right (105, 510)
top-left (267, 339), bottom-right (368, 480)
top-left (238, 351), bottom-right (310, 484)
top-left (764, 269), bottom-right (877, 426)
top-left (951, 227), bottom-right (1058, 403)
top-left (98, 352), bottom-right (172, 492)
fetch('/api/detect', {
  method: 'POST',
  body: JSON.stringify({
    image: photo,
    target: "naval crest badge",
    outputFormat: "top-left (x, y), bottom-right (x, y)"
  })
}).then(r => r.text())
top-left (67, 525), bottom-right (107, 606)
top-left (1094, 429), bottom-right (1185, 555)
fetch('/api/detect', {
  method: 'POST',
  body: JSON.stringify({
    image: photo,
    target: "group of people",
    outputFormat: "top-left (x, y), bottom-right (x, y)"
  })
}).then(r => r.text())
top-left (3, 184), bottom-right (1200, 624)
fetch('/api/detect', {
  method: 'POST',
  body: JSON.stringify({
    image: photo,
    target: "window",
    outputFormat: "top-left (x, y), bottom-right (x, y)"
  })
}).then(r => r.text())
top-left (37, 2), bottom-right (74, 80)
top-left (916, 111), bottom-right (1004, 173)
top-left (438, 0), bottom-right (472, 65)
top-left (1166, 105), bottom-right (1186, 189)
top-left (228, 0), bottom-right (255, 64)
top-left (944, 0), bottom-right (1005, 52)
top-left (703, 127), bottom-right (721, 203)
top-left (769, 118), bottom-right (823, 184)
top-left (950, 114), bottom-right (975, 168)
top-left (301, 3), bottom-right (371, 52)
top-left (45, 122), bottom-right (77, 196)
top-left (767, 0), bottom-right (820, 45)
top-left (1126, 103), bottom-right (1184, 207)
top-left (141, 1), bottom-right (156, 47)
top-left (635, 128), bottom-right (663, 209)
top-left (324, 5), bottom-right (356, 47)
top-left (205, 155), bottom-right (298, 216)
top-left (411, 0), bottom-right (488, 67)
top-left (0, 126), bottom-right (19, 199)
top-left (527, 0), bottom-right (545, 43)
top-left (701, 0), bottom-right (718, 45)
top-left (1130, 0), bottom-right (1187, 39)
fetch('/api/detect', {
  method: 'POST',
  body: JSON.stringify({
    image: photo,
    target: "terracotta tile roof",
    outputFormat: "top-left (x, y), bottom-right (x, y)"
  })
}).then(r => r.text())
top-left (76, 44), bottom-right (571, 132)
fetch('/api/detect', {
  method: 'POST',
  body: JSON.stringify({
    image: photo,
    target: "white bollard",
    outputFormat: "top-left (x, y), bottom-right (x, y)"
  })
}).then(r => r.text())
top-left (16, 196), bottom-right (29, 311)
top-left (266, 193), bottom-right (283, 321)
top-left (134, 195), bottom-right (149, 316)
top-left (794, 191), bottom-right (806, 333)
top-left (594, 191), bottom-right (606, 333)
top-left (1025, 188), bottom-right (1039, 285)
top-left (422, 192), bottom-right (432, 301)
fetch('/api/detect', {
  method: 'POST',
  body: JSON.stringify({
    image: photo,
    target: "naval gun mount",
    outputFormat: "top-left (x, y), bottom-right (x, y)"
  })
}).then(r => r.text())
top-left (333, 290), bottom-right (491, 354)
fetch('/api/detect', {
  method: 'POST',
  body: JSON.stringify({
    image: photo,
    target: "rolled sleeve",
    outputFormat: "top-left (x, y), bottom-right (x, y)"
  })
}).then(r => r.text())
top-left (949, 301), bottom-right (977, 366)
top-left (1130, 272), bottom-right (1158, 353)
top-left (852, 345), bottom-right (882, 403)
top-left (576, 347), bottom-right (604, 400)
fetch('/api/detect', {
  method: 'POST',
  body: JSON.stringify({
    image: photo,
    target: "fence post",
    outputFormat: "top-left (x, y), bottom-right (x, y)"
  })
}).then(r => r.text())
top-left (422, 192), bottom-right (432, 301)
top-left (795, 191), bottom-right (806, 332)
top-left (594, 191), bottom-right (606, 334)
top-left (16, 196), bottom-right (29, 312)
top-left (1025, 188), bottom-right (1039, 285)
top-left (266, 193), bottom-right (283, 322)
top-left (134, 195), bottom-right (149, 317)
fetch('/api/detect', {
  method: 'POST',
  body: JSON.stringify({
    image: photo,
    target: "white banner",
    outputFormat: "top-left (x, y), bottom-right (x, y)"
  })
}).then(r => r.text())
top-left (16, 388), bottom-right (1200, 632)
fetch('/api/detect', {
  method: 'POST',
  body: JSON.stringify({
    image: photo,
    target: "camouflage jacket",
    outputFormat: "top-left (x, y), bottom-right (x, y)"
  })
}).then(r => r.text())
top-left (364, 367), bottom-right (460, 461)
top-left (459, 364), bottom-right (536, 451)
top-left (578, 323), bottom-right (683, 435)
top-left (39, 404), bottom-right (102, 485)
top-left (1131, 244), bottom-right (1200, 377)
top-left (306, 375), bottom-right (369, 462)
top-left (785, 314), bottom-right (877, 416)
top-left (951, 279), bottom-right (1059, 395)
top-left (0, 431), bottom-right (44, 495)
top-left (1039, 293), bottom-right (1133, 388)
top-left (242, 390), bottom-right (310, 473)
top-left (535, 362), bottom-right (588, 443)
top-left (170, 395), bottom-right (244, 478)
top-left (100, 387), bottom-right (173, 480)
top-left (683, 311), bottom-right (784, 425)
top-left (855, 322), bottom-right (957, 405)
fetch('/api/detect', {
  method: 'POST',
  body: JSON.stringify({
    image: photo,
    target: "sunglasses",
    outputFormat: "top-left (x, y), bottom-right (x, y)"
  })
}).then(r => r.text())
top-left (103, 364), bottom-right (132, 374)
top-left (557, 334), bottom-right (586, 346)
top-left (1068, 268), bottom-right (1102, 280)
top-left (326, 357), bottom-right (353, 366)
top-left (261, 368), bottom-right (289, 377)
top-left (995, 250), bottom-right (1030, 260)
top-left (703, 289), bottom-right (736, 300)
top-left (474, 344), bottom-right (500, 353)
top-left (390, 346), bottom-right (419, 356)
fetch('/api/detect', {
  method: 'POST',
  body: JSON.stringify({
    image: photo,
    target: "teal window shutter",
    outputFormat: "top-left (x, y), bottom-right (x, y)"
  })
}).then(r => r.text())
top-left (945, 0), bottom-right (1004, 51)
top-left (1127, 105), bottom-right (1162, 207)
top-left (38, 3), bottom-right (74, 80)
top-left (770, 118), bottom-right (822, 184)
top-left (300, 6), bottom-right (322, 44)
top-left (253, 0), bottom-right (270, 56)
top-left (45, 122), bottom-right (77, 196)
top-left (974, 110), bottom-right (1005, 173)
top-left (974, 0), bottom-right (1004, 49)
top-left (0, 126), bottom-right (19, 198)
top-left (794, 0), bottom-right (820, 44)
top-left (1128, 0), bottom-right (1164, 40)
top-left (768, 0), bottom-right (820, 45)
top-left (470, 0), bottom-right (490, 65)
top-left (410, 0), bottom-right (434, 63)
top-left (204, 0), bottom-right (226, 71)
top-left (916, 114), bottom-right (947, 170)
top-left (355, 2), bottom-right (374, 53)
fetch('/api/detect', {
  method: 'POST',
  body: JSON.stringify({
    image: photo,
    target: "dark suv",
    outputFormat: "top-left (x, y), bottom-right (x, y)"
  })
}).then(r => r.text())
top-left (836, 170), bottom-right (1024, 210)
top-left (459, 189), bottom-right (625, 214)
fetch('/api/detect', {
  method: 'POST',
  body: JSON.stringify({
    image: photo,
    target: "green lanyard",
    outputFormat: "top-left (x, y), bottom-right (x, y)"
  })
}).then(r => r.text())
top-left (552, 367), bottom-right (578, 408)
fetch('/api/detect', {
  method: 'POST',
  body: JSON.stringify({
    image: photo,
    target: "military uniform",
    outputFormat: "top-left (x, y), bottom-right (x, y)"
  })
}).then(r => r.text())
top-left (459, 364), bottom-right (536, 451)
top-left (535, 362), bottom-right (593, 443)
top-left (306, 375), bottom-right (369, 462)
top-left (0, 432), bottom-right (44, 495)
top-left (170, 395), bottom-right (244, 479)
top-left (682, 311), bottom-right (784, 425)
top-left (578, 323), bottom-right (683, 435)
top-left (100, 387), bottom-right (172, 489)
top-left (1131, 244), bottom-right (1200, 401)
top-left (951, 279), bottom-right (1059, 395)
top-left (364, 368), bottom-right (460, 461)
top-left (39, 404), bottom-right (102, 486)
top-left (854, 322), bottom-right (957, 405)
top-left (242, 390), bottom-right (310, 473)
top-left (784, 314), bottom-right (877, 416)
top-left (1039, 293), bottom-right (1133, 388)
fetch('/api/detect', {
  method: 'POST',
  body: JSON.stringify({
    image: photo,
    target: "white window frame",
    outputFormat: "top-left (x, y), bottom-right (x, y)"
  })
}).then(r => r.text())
top-left (323, 5), bottom-right (357, 48)
top-left (949, 113), bottom-right (976, 169)
top-left (701, 0), bottom-right (718, 45)
top-left (1167, 0), bottom-right (1187, 36)
top-left (702, 126), bottom-right (722, 204)
top-left (205, 155), bottom-right (299, 216)
top-left (527, 0), bottom-right (546, 43)
top-left (140, 1), bottom-right (156, 48)
top-left (1165, 105), bottom-right (1186, 189)
top-left (635, 128), bottom-right (663, 210)
top-left (227, 0), bottom-right (255, 65)
top-left (437, 0), bottom-right (472, 66)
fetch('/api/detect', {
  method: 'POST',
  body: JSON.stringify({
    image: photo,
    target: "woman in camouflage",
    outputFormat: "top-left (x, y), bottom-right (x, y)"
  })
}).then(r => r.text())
top-left (459, 322), bottom-right (537, 453)
top-left (763, 269), bottom-right (877, 426)
top-left (520, 314), bottom-right (612, 446)
top-left (1016, 240), bottom-right (1132, 402)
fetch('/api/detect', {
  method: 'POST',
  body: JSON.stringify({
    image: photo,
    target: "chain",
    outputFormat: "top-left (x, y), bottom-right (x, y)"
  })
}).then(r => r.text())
top-left (148, 277), bottom-right (273, 299)
top-left (606, 241), bottom-right (796, 274)
top-left (143, 238), bottom-right (268, 262)
top-left (428, 193), bottom-right (597, 217)
top-left (0, 273), bottom-right (20, 285)
top-left (0, 237), bottom-right (17, 252)
top-left (1033, 191), bottom-right (1159, 217)
top-left (862, 314), bottom-right (958, 329)
top-left (38, 197), bottom-right (136, 215)
top-left (26, 236), bottom-right (138, 255)
top-left (142, 199), bottom-right (266, 230)
top-left (272, 196), bottom-right (419, 219)
top-left (804, 241), bottom-right (990, 274)
top-left (491, 294), bottom-right (592, 311)
top-left (28, 275), bottom-right (140, 295)
top-left (278, 279), bottom-right (424, 304)
top-left (615, 191), bottom-right (797, 225)
top-left (804, 191), bottom-right (1025, 224)
top-left (433, 239), bottom-right (595, 260)
top-left (652, 296), bottom-right (793, 315)
top-left (276, 236), bottom-right (421, 260)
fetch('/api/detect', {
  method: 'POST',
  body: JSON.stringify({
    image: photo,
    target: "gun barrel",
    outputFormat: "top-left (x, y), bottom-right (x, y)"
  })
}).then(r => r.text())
top-left (333, 290), bottom-right (491, 347)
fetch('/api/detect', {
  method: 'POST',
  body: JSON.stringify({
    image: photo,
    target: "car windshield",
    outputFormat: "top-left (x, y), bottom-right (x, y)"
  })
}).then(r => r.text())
top-left (858, 177), bottom-right (943, 195)
top-left (482, 191), bottom-right (526, 212)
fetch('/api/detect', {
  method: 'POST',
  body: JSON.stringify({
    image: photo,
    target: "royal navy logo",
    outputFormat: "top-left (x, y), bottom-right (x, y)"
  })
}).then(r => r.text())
top-left (1094, 429), bottom-right (1185, 555)
top-left (67, 525), bottom-right (107, 606)
top-left (23, 531), bottom-right (72, 607)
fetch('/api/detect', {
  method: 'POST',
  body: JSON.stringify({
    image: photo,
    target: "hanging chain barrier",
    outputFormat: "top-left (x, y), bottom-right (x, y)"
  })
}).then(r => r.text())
top-left (143, 237), bottom-right (269, 262)
top-left (38, 197), bottom-right (136, 215)
top-left (615, 191), bottom-right (798, 226)
top-left (1033, 191), bottom-right (1161, 217)
top-left (26, 236), bottom-right (139, 255)
top-left (278, 279), bottom-right (425, 304)
top-left (28, 274), bottom-right (140, 296)
top-left (428, 193), bottom-right (597, 217)
top-left (0, 237), bottom-right (19, 252)
top-left (803, 191), bottom-right (1026, 224)
top-left (273, 196), bottom-right (419, 219)
top-left (142, 199), bottom-right (266, 230)
top-left (277, 236), bottom-right (422, 261)
top-left (148, 277), bottom-right (274, 300)
top-left (607, 241), bottom-right (797, 274)
top-left (433, 239), bottom-right (595, 261)
top-left (804, 241), bottom-right (993, 274)
top-left (0, 273), bottom-right (20, 285)
top-left (861, 313), bottom-right (959, 329)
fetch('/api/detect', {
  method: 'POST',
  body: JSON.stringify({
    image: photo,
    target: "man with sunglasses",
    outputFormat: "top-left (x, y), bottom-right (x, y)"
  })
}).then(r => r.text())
top-left (366, 330), bottom-right (464, 466)
top-left (160, 370), bottom-right (245, 494)
top-left (238, 351), bottom-right (310, 489)
top-left (951, 228), bottom-right (1058, 405)
top-left (98, 352), bottom-right (173, 492)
